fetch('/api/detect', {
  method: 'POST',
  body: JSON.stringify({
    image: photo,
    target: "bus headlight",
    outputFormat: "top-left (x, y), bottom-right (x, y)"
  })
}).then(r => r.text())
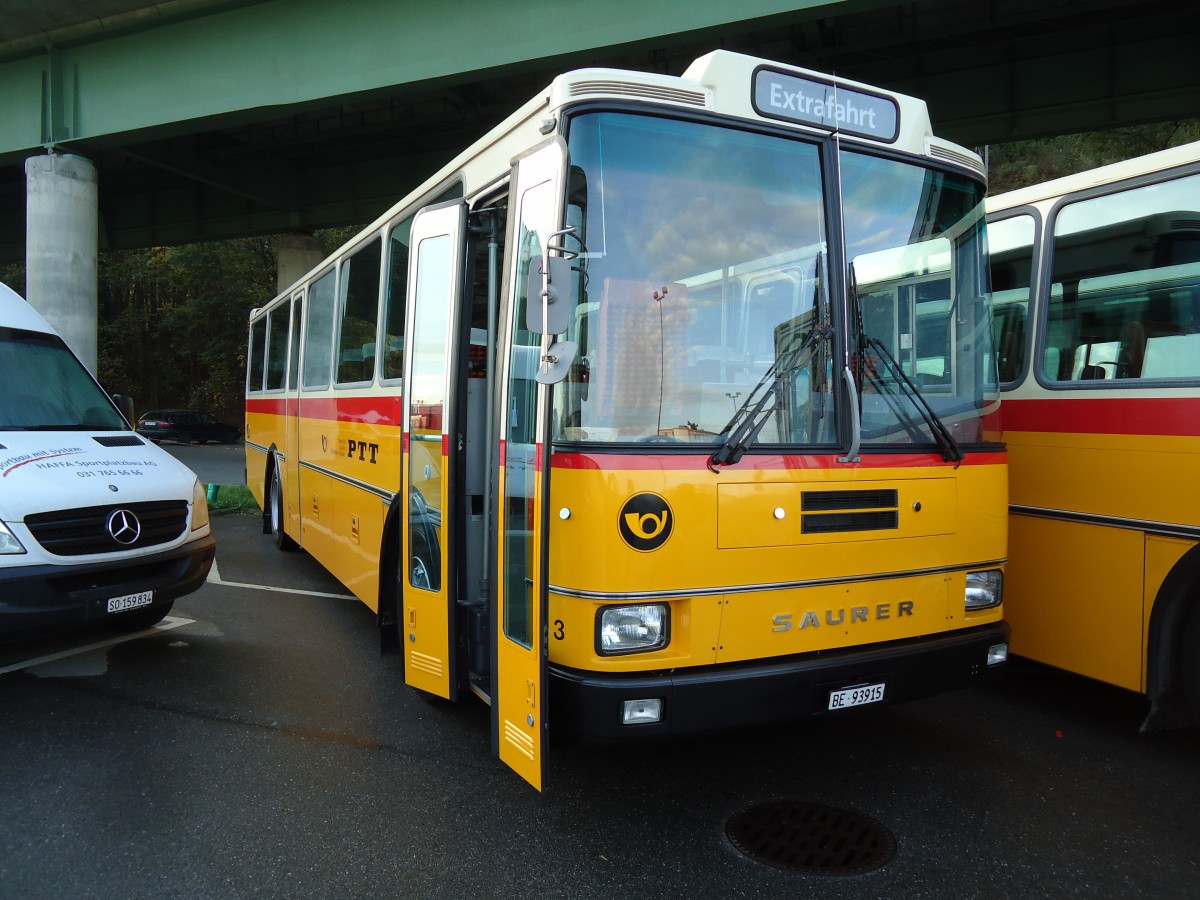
top-left (191, 479), bottom-right (211, 532)
top-left (965, 569), bottom-right (1003, 611)
top-left (0, 520), bottom-right (26, 555)
top-left (598, 603), bottom-right (669, 655)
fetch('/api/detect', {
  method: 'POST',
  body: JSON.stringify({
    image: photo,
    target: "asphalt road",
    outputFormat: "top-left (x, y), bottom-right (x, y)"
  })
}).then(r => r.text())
top-left (155, 439), bottom-right (247, 487)
top-left (2, 513), bottom-right (1199, 899)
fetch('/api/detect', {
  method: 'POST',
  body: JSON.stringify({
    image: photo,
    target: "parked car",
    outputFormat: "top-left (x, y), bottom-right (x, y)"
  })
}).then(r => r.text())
top-left (137, 409), bottom-right (240, 444)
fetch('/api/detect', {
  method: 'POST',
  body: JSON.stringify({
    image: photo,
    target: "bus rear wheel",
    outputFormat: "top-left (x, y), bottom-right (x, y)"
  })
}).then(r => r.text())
top-left (269, 465), bottom-right (297, 551)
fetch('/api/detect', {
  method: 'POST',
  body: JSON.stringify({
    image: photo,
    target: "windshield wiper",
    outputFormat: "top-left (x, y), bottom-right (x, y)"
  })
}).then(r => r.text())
top-left (847, 262), bottom-right (963, 464)
top-left (708, 323), bottom-right (829, 472)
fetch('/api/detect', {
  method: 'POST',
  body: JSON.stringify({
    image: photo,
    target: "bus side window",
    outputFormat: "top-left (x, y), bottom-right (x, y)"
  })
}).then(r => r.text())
top-left (336, 238), bottom-right (383, 385)
top-left (247, 318), bottom-right (266, 393)
top-left (986, 213), bottom-right (1035, 385)
top-left (382, 216), bottom-right (413, 382)
top-left (302, 268), bottom-right (336, 390)
top-left (265, 306), bottom-right (288, 391)
top-left (288, 294), bottom-right (303, 390)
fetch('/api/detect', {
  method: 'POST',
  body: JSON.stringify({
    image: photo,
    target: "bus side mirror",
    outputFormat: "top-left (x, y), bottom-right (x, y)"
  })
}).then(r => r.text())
top-left (525, 255), bottom-right (574, 336)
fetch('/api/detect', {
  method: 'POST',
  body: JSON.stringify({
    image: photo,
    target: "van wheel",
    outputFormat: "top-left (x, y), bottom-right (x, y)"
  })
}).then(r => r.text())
top-left (1181, 605), bottom-right (1200, 725)
top-left (269, 465), bottom-right (298, 551)
top-left (108, 600), bottom-right (173, 632)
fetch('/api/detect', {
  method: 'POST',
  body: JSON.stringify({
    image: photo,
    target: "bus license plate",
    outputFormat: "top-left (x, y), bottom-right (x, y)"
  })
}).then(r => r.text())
top-left (106, 591), bottom-right (154, 614)
top-left (828, 683), bottom-right (886, 711)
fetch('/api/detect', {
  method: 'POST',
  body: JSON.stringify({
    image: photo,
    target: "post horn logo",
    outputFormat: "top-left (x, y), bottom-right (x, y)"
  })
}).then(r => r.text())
top-left (618, 493), bottom-right (673, 552)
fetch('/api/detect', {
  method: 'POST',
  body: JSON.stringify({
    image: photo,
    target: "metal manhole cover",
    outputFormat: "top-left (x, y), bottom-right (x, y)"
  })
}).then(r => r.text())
top-left (725, 800), bottom-right (896, 875)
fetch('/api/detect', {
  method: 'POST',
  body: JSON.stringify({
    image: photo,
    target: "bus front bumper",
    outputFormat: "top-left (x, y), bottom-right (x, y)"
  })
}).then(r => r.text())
top-left (549, 620), bottom-right (1010, 743)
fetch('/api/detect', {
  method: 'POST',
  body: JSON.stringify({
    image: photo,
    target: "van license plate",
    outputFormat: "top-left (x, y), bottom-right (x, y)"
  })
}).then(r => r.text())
top-left (828, 683), bottom-right (886, 711)
top-left (107, 591), bottom-right (154, 614)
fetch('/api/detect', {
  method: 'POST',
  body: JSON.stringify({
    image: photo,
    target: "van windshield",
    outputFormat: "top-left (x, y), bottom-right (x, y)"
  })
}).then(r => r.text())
top-left (0, 327), bottom-right (129, 430)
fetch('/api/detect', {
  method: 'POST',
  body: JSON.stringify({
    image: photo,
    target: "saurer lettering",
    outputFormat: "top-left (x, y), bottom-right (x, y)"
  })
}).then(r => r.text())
top-left (772, 601), bottom-right (914, 632)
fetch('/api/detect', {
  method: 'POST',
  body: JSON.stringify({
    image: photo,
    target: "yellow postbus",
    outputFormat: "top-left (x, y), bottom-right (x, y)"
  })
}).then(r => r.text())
top-left (988, 141), bottom-right (1200, 729)
top-left (246, 51), bottom-right (1009, 789)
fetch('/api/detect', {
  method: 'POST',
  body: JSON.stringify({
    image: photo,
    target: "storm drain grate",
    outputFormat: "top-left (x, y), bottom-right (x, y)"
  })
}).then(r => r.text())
top-left (725, 800), bottom-right (896, 875)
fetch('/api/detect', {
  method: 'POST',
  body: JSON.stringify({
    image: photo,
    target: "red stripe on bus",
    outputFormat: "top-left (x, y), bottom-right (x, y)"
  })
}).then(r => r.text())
top-left (1003, 397), bottom-right (1200, 437)
top-left (245, 395), bottom-right (402, 426)
top-left (551, 450), bottom-right (1005, 471)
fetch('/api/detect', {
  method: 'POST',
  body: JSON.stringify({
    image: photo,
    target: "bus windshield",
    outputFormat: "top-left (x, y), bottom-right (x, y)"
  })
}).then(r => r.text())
top-left (0, 327), bottom-right (128, 431)
top-left (555, 111), bottom-right (996, 448)
top-left (843, 151), bottom-right (996, 446)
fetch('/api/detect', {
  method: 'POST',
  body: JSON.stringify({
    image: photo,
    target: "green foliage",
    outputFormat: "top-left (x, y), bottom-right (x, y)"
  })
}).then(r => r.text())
top-left (92, 229), bottom-right (358, 424)
top-left (988, 119), bottom-right (1200, 194)
top-left (204, 483), bottom-right (261, 515)
top-left (96, 237), bottom-right (278, 423)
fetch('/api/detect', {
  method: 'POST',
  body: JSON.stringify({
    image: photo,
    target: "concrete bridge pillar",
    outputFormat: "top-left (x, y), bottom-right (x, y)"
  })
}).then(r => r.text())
top-left (277, 232), bottom-right (325, 294)
top-left (25, 153), bottom-right (99, 373)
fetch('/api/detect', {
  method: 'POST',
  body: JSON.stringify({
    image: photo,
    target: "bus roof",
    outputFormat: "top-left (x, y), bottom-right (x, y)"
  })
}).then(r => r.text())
top-left (986, 140), bottom-right (1200, 213)
top-left (262, 49), bottom-right (985, 310)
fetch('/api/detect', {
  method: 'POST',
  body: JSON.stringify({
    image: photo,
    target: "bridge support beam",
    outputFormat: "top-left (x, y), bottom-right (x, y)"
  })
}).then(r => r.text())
top-left (25, 153), bottom-right (98, 373)
top-left (277, 232), bottom-right (325, 295)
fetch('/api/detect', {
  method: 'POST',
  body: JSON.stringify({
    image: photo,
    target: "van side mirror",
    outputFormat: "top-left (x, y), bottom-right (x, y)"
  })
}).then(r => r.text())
top-left (112, 393), bottom-right (136, 426)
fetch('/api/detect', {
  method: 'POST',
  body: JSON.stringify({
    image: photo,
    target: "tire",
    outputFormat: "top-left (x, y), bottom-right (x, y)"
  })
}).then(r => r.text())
top-left (269, 465), bottom-right (298, 551)
top-left (1180, 604), bottom-right (1200, 725)
top-left (107, 600), bottom-right (174, 632)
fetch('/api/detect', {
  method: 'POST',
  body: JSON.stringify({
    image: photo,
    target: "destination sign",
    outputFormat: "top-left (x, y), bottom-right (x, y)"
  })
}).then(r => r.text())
top-left (752, 68), bottom-right (899, 142)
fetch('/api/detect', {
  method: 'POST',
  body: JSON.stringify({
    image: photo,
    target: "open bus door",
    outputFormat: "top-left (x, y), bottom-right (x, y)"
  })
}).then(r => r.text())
top-left (401, 200), bottom-right (468, 700)
top-left (493, 139), bottom-right (573, 790)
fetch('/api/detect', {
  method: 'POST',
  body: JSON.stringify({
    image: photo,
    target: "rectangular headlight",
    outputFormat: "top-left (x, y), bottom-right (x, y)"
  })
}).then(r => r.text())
top-left (965, 569), bottom-right (1003, 611)
top-left (0, 520), bottom-right (26, 555)
top-left (598, 603), bottom-right (669, 655)
top-left (622, 699), bottom-right (663, 725)
top-left (191, 479), bottom-right (210, 531)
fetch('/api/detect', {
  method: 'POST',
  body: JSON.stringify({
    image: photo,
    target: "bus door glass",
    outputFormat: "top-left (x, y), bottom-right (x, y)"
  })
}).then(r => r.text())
top-left (494, 139), bottom-right (566, 790)
top-left (402, 201), bottom-right (468, 699)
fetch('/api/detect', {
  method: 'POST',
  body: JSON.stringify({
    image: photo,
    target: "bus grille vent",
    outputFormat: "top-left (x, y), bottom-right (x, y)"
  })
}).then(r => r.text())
top-left (802, 489), bottom-right (897, 512)
top-left (503, 721), bottom-right (536, 761)
top-left (927, 141), bottom-right (985, 177)
top-left (409, 651), bottom-right (444, 678)
top-left (803, 510), bottom-right (899, 534)
top-left (567, 80), bottom-right (710, 108)
top-left (801, 489), bottom-right (899, 534)
top-left (25, 500), bottom-right (188, 556)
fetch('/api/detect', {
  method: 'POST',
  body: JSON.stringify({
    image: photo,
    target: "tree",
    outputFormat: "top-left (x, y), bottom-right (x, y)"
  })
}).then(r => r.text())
top-left (987, 119), bottom-right (1200, 194)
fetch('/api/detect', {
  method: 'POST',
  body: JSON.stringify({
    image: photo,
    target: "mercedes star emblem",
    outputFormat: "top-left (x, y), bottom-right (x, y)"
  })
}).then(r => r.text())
top-left (106, 509), bottom-right (142, 545)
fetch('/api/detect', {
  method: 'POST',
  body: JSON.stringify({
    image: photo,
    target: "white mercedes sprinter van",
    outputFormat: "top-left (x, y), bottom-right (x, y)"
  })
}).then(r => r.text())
top-left (0, 280), bottom-right (215, 637)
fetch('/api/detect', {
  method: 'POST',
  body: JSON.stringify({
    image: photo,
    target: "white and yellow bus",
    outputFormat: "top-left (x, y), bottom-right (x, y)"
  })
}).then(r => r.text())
top-left (246, 51), bottom-right (1009, 789)
top-left (988, 141), bottom-right (1200, 729)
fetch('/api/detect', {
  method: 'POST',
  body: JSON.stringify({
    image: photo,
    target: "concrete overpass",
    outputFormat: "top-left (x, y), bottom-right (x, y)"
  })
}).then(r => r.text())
top-left (1, 0), bottom-right (1197, 368)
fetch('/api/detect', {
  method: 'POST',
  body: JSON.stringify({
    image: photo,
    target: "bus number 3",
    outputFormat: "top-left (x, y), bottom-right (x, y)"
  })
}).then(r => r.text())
top-left (553, 620), bottom-right (565, 640)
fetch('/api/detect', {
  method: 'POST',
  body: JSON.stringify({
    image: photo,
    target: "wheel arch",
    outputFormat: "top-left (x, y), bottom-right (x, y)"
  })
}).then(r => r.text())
top-left (378, 493), bottom-right (405, 655)
top-left (1144, 541), bottom-right (1200, 728)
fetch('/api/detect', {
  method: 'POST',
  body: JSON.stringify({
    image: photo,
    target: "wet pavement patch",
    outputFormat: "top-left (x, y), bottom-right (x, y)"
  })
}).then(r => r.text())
top-left (725, 800), bottom-right (896, 875)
